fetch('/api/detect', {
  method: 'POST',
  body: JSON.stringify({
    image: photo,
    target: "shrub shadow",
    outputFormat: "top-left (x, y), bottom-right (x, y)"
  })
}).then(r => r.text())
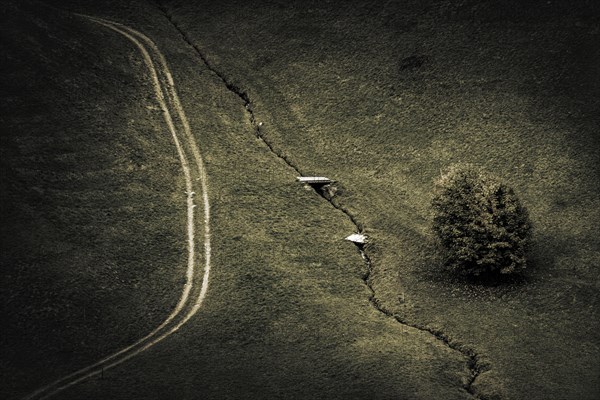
top-left (415, 237), bottom-right (536, 300)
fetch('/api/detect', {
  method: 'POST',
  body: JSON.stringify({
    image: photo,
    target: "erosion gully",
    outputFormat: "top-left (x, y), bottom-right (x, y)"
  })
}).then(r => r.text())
top-left (153, 3), bottom-right (487, 398)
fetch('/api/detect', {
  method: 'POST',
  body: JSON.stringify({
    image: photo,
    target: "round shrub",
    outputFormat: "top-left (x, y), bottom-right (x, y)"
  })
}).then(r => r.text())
top-left (431, 164), bottom-right (533, 276)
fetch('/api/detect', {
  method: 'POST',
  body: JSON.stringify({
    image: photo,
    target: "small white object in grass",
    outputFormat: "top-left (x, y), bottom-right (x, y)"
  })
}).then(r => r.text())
top-left (258, 122), bottom-right (263, 127)
top-left (296, 176), bottom-right (333, 183)
top-left (345, 233), bottom-right (366, 244)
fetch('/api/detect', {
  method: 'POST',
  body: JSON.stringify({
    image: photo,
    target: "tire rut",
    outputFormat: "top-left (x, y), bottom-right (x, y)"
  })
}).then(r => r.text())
top-left (25, 14), bottom-right (212, 400)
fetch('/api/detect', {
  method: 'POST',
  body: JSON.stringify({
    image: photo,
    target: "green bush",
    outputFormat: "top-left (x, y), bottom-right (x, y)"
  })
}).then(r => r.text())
top-left (431, 164), bottom-right (533, 276)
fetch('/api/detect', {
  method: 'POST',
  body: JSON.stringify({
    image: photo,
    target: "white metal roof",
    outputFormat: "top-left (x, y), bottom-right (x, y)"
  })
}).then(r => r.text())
top-left (296, 176), bottom-right (333, 183)
top-left (345, 233), bottom-right (366, 244)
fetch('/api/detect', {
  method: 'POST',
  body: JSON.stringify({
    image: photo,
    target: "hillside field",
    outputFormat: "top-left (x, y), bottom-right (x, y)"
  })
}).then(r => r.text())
top-left (1, 1), bottom-right (599, 399)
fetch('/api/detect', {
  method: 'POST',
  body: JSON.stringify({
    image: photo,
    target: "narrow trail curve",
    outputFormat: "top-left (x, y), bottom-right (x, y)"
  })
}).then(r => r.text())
top-left (153, 3), bottom-right (487, 399)
top-left (24, 16), bottom-right (212, 400)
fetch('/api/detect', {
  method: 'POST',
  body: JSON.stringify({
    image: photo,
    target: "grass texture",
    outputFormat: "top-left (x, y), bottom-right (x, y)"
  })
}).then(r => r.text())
top-left (1, 0), bottom-right (598, 399)
top-left (162, 0), bottom-right (600, 398)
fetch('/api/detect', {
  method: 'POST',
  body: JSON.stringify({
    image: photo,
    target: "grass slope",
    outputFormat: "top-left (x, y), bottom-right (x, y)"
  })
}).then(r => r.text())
top-left (162, 0), bottom-right (600, 399)
top-left (0, 1), bottom-right (188, 397)
top-left (1, 1), bottom-right (481, 399)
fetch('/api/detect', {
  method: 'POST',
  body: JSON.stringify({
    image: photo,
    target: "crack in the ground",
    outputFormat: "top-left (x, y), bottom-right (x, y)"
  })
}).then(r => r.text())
top-left (153, 2), bottom-right (487, 398)
top-left (355, 243), bottom-right (486, 399)
top-left (152, 0), bottom-right (300, 177)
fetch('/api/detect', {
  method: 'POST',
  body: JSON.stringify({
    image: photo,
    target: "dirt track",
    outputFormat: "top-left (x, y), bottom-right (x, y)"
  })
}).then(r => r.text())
top-left (25, 15), bottom-right (212, 400)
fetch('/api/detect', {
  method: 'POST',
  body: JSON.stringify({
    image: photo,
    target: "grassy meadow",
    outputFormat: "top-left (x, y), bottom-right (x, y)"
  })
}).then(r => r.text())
top-left (165, 0), bottom-right (600, 398)
top-left (0, 1), bottom-right (195, 396)
top-left (1, 0), bottom-right (598, 399)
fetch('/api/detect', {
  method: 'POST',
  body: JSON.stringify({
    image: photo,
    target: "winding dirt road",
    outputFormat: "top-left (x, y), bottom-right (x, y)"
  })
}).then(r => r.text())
top-left (24, 16), bottom-right (212, 400)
